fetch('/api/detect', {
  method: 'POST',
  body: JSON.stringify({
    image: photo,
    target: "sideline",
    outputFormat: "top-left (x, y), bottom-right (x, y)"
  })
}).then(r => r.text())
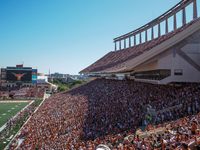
top-left (4, 93), bottom-right (50, 150)
top-left (0, 101), bottom-right (33, 133)
top-left (0, 100), bottom-right (30, 103)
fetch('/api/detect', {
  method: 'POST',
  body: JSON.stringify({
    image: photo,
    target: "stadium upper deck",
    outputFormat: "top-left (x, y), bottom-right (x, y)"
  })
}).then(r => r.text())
top-left (81, 0), bottom-right (200, 84)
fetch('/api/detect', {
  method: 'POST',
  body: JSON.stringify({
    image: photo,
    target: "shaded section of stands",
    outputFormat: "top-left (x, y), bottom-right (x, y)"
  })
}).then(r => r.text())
top-left (9, 79), bottom-right (200, 149)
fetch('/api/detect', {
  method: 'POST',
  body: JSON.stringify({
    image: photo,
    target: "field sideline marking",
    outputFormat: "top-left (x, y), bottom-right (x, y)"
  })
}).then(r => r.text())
top-left (0, 101), bottom-right (32, 133)
top-left (0, 100), bottom-right (30, 103)
top-left (5, 94), bottom-right (49, 150)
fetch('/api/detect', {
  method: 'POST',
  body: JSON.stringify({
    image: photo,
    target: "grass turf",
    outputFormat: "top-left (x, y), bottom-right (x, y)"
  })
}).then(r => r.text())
top-left (0, 100), bottom-right (42, 150)
top-left (0, 102), bottom-right (29, 127)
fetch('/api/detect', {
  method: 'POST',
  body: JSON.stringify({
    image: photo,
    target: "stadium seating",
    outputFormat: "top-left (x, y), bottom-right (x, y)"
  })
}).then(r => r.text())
top-left (9, 79), bottom-right (200, 149)
top-left (0, 87), bottom-right (45, 99)
top-left (7, 0), bottom-right (200, 149)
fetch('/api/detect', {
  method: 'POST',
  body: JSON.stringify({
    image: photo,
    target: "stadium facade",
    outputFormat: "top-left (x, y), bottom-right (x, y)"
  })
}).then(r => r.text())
top-left (80, 0), bottom-right (200, 84)
top-left (0, 64), bottom-right (38, 87)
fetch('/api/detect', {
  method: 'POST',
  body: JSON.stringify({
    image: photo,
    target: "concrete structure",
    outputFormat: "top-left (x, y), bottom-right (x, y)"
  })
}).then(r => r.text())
top-left (80, 0), bottom-right (200, 84)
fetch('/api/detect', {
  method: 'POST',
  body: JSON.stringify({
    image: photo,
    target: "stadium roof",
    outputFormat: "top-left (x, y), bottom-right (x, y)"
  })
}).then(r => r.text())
top-left (80, 0), bottom-right (200, 74)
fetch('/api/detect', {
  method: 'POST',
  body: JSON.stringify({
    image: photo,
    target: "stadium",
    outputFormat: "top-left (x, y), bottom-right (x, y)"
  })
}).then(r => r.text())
top-left (1, 0), bottom-right (200, 149)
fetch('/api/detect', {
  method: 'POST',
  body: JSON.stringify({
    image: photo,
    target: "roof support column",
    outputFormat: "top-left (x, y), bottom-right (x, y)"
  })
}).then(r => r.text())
top-left (139, 33), bottom-right (142, 44)
top-left (174, 14), bottom-right (177, 30)
top-left (193, 0), bottom-right (198, 19)
top-left (165, 19), bottom-right (168, 34)
top-left (124, 39), bottom-right (126, 49)
top-left (182, 7), bottom-right (186, 25)
top-left (158, 23), bottom-right (161, 37)
top-left (151, 27), bottom-right (154, 40)
top-left (119, 40), bottom-right (121, 50)
top-left (145, 30), bottom-right (148, 42)
top-left (129, 37), bottom-right (131, 47)
top-left (115, 41), bottom-right (117, 51)
top-left (134, 35), bottom-right (136, 46)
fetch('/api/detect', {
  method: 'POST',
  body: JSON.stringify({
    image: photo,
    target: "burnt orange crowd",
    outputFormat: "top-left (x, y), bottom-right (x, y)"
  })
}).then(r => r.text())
top-left (0, 87), bottom-right (45, 99)
top-left (9, 79), bottom-right (200, 149)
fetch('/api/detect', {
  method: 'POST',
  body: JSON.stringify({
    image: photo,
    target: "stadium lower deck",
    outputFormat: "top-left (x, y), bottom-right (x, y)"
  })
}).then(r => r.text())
top-left (10, 79), bottom-right (200, 149)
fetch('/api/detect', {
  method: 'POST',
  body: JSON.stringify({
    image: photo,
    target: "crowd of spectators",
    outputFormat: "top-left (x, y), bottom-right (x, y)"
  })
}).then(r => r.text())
top-left (0, 87), bottom-right (45, 99)
top-left (125, 113), bottom-right (200, 149)
top-left (8, 79), bottom-right (200, 149)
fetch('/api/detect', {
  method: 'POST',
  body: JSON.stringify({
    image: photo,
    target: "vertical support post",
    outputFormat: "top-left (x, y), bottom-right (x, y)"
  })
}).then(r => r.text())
top-left (119, 40), bottom-right (121, 50)
top-left (182, 7), bottom-right (186, 25)
top-left (115, 41), bottom-right (117, 51)
top-left (151, 27), bottom-right (154, 40)
top-left (165, 19), bottom-right (168, 34)
top-left (145, 30), bottom-right (148, 42)
top-left (124, 39), bottom-right (126, 49)
top-left (134, 35), bottom-right (136, 46)
top-left (158, 23), bottom-right (161, 37)
top-left (129, 37), bottom-right (131, 47)
top-left (174, 14), bottom-right (177, 30)
top-left (193, 0), bottom-right (198, 19)
top-left (139, 32), bottom-right (142, 44)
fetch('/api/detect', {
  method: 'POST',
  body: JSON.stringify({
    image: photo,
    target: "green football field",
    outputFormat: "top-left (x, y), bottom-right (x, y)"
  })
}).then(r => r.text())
top-left (0, 102), bottom-right (29, 127)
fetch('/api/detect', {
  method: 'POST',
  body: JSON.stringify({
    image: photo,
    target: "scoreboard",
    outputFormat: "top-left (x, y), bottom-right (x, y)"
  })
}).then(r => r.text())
top-left (6, 67), bottom-right (32, 82)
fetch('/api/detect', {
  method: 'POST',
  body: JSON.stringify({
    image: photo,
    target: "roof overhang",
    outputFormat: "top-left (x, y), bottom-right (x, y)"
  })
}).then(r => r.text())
top-left (104, 18), bottom-right (200, 73)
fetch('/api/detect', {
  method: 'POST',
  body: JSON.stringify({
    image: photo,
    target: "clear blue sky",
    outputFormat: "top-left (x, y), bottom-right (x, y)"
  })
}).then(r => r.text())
top-left (0, 0), bottom-right (198, 74)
